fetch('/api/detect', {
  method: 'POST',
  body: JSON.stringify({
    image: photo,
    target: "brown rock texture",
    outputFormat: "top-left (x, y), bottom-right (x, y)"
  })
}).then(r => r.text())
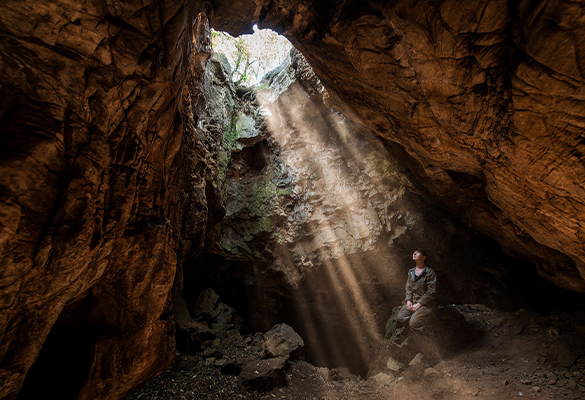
top-left (210, 0), bottom-right (585, 291)
top-left (0, 2), bottom-right (219, 399)
top-left (1, 0), bottom-right (585, 399)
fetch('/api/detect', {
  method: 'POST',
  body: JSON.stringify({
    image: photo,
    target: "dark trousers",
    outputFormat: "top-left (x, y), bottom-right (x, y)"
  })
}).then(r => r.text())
top-left (397, 303), bottom-right (434, 331)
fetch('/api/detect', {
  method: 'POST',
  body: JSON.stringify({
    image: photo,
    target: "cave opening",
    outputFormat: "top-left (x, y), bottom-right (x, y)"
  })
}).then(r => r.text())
top-left (16, 293), bottom-right (102, 400)
top-left (211, 26), bottom-right (292, 85)
top-left (16, 323), bottom-right (94, 400)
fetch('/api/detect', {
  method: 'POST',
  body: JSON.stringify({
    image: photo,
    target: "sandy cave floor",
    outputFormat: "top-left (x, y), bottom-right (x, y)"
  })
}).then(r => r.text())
top-left (125, 305), bottom-right (585, 400)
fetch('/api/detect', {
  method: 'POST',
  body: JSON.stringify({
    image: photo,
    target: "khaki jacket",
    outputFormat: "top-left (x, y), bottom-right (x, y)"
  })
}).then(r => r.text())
top-left (404, 267), bottom-right (437, 306)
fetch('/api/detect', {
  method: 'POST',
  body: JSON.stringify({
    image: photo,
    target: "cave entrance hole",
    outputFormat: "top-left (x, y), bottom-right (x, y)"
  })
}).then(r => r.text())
top-left (211, 25), bottom-right (292, 85)
top-left (16, 292), bottom-right (102, 400)
top-left (16, 324), bottom-right (93, 400)
top-left (186, 27), bottom-right (394, 377)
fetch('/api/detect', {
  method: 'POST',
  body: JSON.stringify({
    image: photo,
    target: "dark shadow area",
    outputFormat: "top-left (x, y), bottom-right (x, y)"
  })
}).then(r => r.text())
top-left (182, 253), bottom-right (292, 334)
top-left (182, 254), bottom-right (249, 317)
top-left (227, 140), bottom-right (271, 179)
top-left (240, 140), bottom-right (269, 173)
top-left (16, 302), bottom-right (98, 400)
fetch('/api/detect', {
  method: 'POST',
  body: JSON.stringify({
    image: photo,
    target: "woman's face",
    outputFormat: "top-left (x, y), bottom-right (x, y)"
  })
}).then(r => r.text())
top-left (413, 250), bottom-right (426, 263)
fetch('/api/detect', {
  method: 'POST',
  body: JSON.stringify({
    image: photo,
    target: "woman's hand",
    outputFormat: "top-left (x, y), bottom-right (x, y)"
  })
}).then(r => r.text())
top-left (406, 301), bottom-right (413, 312)
top-left (411, 303), bottom-right (422, 312)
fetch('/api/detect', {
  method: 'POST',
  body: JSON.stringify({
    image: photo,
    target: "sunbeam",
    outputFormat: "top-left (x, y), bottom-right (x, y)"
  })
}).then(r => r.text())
top-left (252, 57), bottom-right (425, 375)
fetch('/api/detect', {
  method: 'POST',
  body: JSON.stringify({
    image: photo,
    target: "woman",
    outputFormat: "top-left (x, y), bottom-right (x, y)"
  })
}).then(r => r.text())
top-left (397, 248), bottom-right (437, 331)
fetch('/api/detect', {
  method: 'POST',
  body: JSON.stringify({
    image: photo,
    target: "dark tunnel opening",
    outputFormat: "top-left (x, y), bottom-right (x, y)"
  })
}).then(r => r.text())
top-left (16, 290), bottom-right (116, 400)
top-left (16, 320), bottom-right (95, 400)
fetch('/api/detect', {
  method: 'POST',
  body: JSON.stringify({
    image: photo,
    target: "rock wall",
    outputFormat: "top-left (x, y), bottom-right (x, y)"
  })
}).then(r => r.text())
top-left (190, 49), bottom-right (542, 373)
top-left (210, 0), bottom-right (585, 291)
top-left (0, 2), bottom-right (219, 399)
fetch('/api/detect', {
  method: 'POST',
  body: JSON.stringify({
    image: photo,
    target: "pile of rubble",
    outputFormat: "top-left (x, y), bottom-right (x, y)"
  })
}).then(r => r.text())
top-left (126, 292), bottom-right (585, 400)
top-left (172, 288), bottom-right (305, 390)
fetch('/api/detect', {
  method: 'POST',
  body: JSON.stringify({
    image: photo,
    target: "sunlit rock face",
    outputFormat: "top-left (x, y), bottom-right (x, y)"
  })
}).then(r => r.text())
top-left (192, 49), bottom-right (535, 373)
top-left (0, 2), bottom-right (217, 399)
top-left (211, 0), bottom-right (585, 291)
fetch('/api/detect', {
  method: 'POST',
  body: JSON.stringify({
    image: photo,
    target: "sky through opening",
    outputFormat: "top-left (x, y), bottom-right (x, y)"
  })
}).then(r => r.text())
top-left (212, 26), bottom-right (293, 85)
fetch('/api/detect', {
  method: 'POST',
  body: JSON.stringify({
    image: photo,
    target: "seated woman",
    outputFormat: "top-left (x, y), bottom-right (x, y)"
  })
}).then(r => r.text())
top-left (397, 248), bottom-right (437, 331)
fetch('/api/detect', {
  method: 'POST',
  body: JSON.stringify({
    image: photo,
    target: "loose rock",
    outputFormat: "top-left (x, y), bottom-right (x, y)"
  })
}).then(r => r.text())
top-left (240, 357), bottom-right (289, 390)
top-left (552, 343), bottom-right (577, 368)
top-left (262, 323), bottom-right (305, 360)
top-left (369, 372), bottom-right (395, 387)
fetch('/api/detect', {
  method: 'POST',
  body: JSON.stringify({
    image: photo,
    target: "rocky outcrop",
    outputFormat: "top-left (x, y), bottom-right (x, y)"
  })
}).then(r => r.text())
top-left (210, 0), bottom-right (585, 291)
top-left (0, 2), bottom-right (220, 399)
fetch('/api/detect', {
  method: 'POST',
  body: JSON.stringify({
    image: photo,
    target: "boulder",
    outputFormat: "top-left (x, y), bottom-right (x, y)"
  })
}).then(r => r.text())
top-left (215, 303), bottom-right (236, 325)
top-left (551, 343), bottom-right (577, 368)
top-left (261, 332), bottom-right (289, 359)
top-left (240, 357), bottom-right (288, 390)
top-left (262, 323), bottom-right (304, 360)
top-left (193, 288), bottom-right (221, 320)
top-left (172, 297), bottom-right (215, 354)
top-left (193, 288), bottom-right (236, 327)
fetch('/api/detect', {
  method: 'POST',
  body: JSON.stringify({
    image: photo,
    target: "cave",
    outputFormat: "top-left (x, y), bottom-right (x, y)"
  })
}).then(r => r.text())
top-left (15, 292), bottom-right (100, 400)
top-left (1, 1), bottom-right (585, 400)
top-left (16, 324), bottom-right (92, 400)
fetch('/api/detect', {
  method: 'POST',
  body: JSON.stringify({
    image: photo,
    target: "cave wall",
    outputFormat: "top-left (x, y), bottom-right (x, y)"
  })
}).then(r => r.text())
top-left (0, 2), bottom-right (218, 399)
top-left (211, 0), bottom-right (585, 291)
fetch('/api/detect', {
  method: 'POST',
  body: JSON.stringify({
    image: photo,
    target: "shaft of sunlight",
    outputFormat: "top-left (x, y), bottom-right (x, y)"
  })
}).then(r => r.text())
top-left (255, 75), bottom-right (409, 374)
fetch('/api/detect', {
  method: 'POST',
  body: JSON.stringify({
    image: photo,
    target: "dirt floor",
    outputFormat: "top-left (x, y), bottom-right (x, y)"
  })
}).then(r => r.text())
top-left (125, 305), bottom-right (585, 400)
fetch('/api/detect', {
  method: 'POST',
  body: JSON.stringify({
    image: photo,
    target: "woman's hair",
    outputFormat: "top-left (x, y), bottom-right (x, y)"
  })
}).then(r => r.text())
top-left (415, 248), bottom-right (431, 267)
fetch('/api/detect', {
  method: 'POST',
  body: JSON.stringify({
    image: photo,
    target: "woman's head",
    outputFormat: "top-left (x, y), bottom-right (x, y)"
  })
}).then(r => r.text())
top-left (413, 248), bottom-right (430, 266)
